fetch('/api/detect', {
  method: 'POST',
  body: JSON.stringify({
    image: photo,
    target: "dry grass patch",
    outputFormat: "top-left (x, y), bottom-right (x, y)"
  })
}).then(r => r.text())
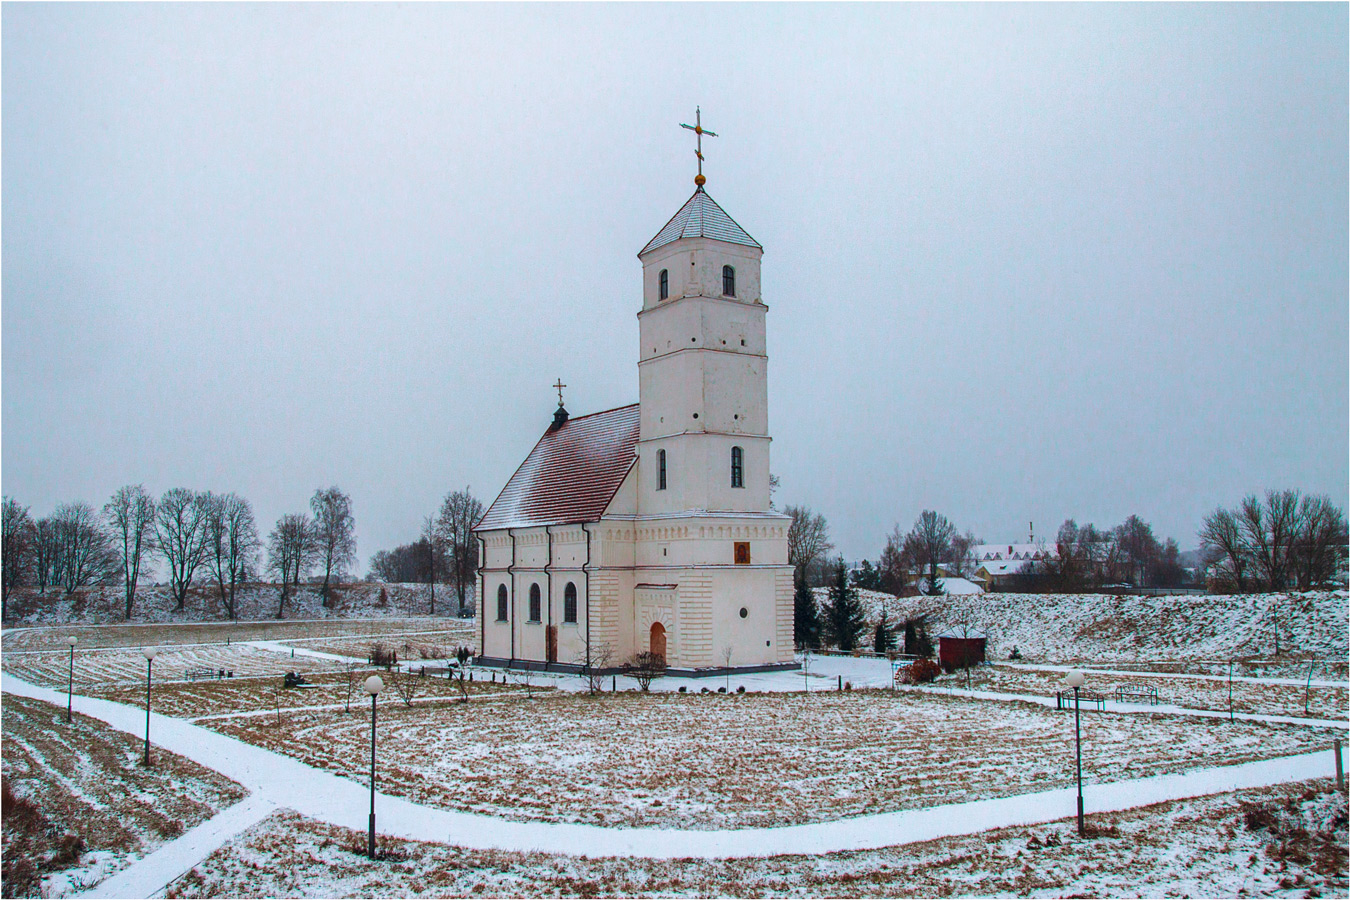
top-left (1, 694), bottom-right (246, 897)
top-left (949, 665), bottom-right (1348, 720)
top-left (164, 780), bottom-right (1349, 898)
top-left (208, 688), bottom-right (1333, 830)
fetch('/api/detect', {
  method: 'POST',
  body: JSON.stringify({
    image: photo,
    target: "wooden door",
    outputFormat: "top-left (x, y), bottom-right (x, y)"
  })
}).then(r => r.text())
top-left (650, 622), bottom-right (666, 661)
top-left (546, 626), bottom-right (558, 664)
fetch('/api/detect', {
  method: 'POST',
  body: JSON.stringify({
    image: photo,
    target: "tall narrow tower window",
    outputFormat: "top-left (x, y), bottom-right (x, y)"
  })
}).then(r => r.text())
top-left (528, 583), bottom-right (541, 622)
top-left (496, 585), bottom-right (509, 622)
top-left (658, 449), bottom-right (667, 490)
top-left (722, 265), bottom-right (736, 297)
top-left (731, 446), bottom-right (744, 488)
top-left (659, 269), bottom-right (669, 300)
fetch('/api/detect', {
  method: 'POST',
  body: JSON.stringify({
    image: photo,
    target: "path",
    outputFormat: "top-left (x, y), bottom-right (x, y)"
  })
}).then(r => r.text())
top-left (77, 795), bottom-right (276, 900)
top-left (1009, 661), bottom-right (1348, 689)
top-left (3, 672), bottom-right (1343, 866)
top-left (901, 683), bottom-right (1350, 729)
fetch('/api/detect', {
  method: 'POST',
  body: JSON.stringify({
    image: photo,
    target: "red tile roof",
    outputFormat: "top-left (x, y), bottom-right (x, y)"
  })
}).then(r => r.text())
top-left (476, 404), bottom-right (640, 532)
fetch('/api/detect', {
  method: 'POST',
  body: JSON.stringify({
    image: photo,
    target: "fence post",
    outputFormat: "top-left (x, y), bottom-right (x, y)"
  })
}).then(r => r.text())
top-left (1336, 739), bottom-right (1344, 791)
top-left (838, 675), bottom-right (842, 692)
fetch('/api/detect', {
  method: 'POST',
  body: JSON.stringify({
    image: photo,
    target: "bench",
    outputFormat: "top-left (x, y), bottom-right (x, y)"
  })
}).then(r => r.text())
top-left (1055, 689), bottom-right (1105, 712)
top-left (1114, 685), bottom-right (1160, 705)
top-left (185, 668), bottom-right (232, 681)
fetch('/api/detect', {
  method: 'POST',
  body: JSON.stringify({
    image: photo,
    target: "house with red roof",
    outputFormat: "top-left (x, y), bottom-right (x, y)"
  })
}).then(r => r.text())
top-left (474, 156), bottom-right (795, 675)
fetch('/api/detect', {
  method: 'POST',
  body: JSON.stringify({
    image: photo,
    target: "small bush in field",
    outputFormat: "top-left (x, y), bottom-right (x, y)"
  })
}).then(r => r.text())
top-left (904, 658), bottom-right (942, 684)
top-left (369, 644), bottom-right (397, 669)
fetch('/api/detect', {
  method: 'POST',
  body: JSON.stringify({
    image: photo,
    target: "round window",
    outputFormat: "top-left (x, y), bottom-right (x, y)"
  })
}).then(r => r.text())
top-left (739, 607), bottom-right (748, 619)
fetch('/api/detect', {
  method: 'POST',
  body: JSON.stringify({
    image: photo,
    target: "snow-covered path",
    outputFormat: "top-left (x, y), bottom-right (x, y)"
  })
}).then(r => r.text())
top-left (76, 795), bottom-right (276, 900)
top-left (1009, 661), bottom-right (1348, 689)
top-left (3, 672), bottom-right (1343, 865)
top-left (901, 683), bottom-right (1350, 729)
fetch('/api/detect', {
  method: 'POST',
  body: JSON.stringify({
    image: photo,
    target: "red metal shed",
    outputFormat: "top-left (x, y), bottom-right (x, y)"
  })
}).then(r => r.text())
top-left (937, 625), bottom-right (987, 672)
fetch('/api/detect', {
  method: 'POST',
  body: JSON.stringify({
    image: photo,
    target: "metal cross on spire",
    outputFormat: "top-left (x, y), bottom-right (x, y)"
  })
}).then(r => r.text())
top-left (553, 378), bottom-right (567, 408)
top-left (680, 107), bottom-right (718, 188)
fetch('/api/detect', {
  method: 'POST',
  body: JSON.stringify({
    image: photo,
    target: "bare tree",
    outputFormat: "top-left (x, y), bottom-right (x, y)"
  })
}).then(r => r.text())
top-left (575, 641), bottom-right (615, 696)
top-left (204, 492), bottom-right (260, 620)
top-left (1, 497), bottom-right (34, 620)
top-left (436, 488), bottom-right (484, 615)
top-left (105, 485), bottom-right (156, 619)
top-left (785, 505), bottom-right (833, 587)
top-left (267, 513), bottom-right (315, 618)
top-left (390, 668), bottom-right (421, 707)
top-left (32, 516), bottom-right (59, 595)
top-left (155, 488), bottom-right (211, 610)
top-left (903, 510), bottom-right (956, 594)
top-left (1114, 515), bottom-right (1160, 587)
top-left (421, 515), bottom-right (444, 614)
top-left (947, 530), bottom-right (980, 579)
top-left (626, 651), bottom-right (666, 692)
top-left (1290, 494), bottom-right (1348, 589)
top-left (1239, 491), bottom-right (1300, 591)
top-left (51, 502), bottom-right (117, 595)
top-left (310, 487), bottom-right (356, 609)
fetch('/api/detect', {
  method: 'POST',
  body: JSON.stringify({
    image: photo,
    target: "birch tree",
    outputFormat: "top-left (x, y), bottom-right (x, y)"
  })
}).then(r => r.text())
top-left (310, 487), bottom-right (356, 608)
top-left (155, 488), bottom-right (210, 610)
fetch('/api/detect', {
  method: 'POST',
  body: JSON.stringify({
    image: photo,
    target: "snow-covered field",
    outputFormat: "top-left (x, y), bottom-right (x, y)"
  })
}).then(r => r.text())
top-left (3, 581), bottom-right (465, 627)
top-left (190, 685), bottom-right (1338, 831)
top-left (843, 589), bottom-right (1348, 669)
top-left (164, 781), bottom-right (1349, 898)
top-left (1, 695), bottom-right (245, 898)
top-left (4, 593), bottom-right (1348, 898)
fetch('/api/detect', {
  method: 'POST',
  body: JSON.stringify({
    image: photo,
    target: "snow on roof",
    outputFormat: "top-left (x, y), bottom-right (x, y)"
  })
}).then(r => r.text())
top-left (935, 577), bottom-right (984, 595)
top-left (476, 404), bottom-right (640, 531)
top-left (639, 187), bottom-right (761, 256)
top-left (972, 543), bottom-right (1057, 561)
top-left (977, 560), bottom-right (1031, 576)
top-left (936, 625), bottom-right (987, 640)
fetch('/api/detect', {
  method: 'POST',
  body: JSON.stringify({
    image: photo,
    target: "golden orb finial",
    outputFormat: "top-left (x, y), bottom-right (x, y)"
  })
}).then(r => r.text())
top-left (695, 173), bottom-right (706, 187)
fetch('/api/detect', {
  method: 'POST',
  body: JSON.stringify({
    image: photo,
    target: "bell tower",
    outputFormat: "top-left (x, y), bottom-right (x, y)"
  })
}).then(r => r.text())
top-left (635, 112), bottom-right (771, 518)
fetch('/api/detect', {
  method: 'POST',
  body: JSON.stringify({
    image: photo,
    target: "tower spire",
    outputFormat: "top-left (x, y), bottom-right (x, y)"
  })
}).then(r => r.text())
top-left (680, 107), bottom-right (718, 188)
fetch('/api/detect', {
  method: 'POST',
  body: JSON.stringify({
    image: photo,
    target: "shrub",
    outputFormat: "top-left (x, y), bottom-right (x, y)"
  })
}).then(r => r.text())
top-left (904, 658), bottom-right (942, 684)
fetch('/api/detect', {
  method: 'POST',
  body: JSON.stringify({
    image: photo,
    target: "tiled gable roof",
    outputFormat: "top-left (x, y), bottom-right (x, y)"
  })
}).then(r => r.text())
top-left (639, 187), bottom-right (761, 256)
top-left (476, 404), bottom-right (640, 532)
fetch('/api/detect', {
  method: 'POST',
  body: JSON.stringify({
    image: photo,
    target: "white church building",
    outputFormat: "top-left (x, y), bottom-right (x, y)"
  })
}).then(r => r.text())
top-left (474, 146), bottom-right (795, 675)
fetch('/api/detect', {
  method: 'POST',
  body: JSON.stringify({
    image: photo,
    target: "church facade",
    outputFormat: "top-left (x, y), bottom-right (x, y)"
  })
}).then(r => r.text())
top-left (474, 174), bottom-right (795, 675)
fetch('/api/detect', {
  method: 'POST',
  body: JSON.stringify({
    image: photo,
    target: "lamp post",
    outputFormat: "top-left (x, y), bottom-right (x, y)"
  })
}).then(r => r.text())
top-left (142, 647), bottom-right (158, 765)
top-left (1064, 670), bottom-right (1086, 836)
top-left (65, 636), bottom-right (78, 723)
top-left (364, 674), bottom-right (384, 859)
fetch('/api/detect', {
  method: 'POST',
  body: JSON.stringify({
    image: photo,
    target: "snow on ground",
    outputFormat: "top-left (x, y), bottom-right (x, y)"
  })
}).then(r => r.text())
top-left (199, 677), bottom-right (1340, 831)
top-left (164, 780), bottom-right (1349, 898)
top-left (2, 582), bottom-right (468, 627)
top-left (928, 663), bottom-right (1349, 721)
top-left (0, 694), bottom-right (246, 898)
top-left (1, 614), bottom-right (465, 654)
top-left (837, 588), bottom-right (1348, 667)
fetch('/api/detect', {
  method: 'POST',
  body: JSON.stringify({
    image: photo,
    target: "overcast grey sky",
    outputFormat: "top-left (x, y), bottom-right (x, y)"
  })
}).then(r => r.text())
top-left (4, 3), bottom-right (1346, 570)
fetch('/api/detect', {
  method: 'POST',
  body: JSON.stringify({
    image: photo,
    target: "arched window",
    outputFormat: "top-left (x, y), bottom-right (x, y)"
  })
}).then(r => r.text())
top-left (731, 446), bottom-right (744, 488)
top-left (564, 582), bottom-right (578, 623)
top-left (722, 265), bottom-right (736, 297)
top-left (659, 269), bottom-right (669, 300)
top-left (528, 583), bottom-right (541, 622)
top-left (496, 584), bottom-right (508, 622)
top-left (658, 449), bottom-right (667, 490)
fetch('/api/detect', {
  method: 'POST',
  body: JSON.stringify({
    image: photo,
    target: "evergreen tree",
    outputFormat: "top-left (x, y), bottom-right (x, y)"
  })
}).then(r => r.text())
top-left (852, 559), bottom-right (884, 591)
top-left (793, 575), bottom-right (821, 649)
top-left (873, 609), bottom-right (895, 654)
top-left (823, 558), bottom-right (868, 651)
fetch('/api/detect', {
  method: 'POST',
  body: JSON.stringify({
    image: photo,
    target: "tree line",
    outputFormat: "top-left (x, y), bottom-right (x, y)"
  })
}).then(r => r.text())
top-left (1, 486), bottom-right (358, 621)
top-left (1198, 490), bottom-right (1346, 592)
top-left (366, 488), bottom-right (483, 616)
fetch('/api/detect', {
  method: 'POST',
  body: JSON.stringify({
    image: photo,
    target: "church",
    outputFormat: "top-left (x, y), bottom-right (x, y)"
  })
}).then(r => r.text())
top-left (474, 116), bottom-right (795, 675)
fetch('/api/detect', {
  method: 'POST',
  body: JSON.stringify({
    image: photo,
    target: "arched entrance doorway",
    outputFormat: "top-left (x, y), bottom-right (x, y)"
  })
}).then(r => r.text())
top-left (649, 622), bottom-right (667, 661)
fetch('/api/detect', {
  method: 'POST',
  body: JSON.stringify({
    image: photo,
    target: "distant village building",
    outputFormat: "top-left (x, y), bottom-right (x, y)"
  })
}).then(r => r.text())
top-left (474, 120), bottom-right (794, 675)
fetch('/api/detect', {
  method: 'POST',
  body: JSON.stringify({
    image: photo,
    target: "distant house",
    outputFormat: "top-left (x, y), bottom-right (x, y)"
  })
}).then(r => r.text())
top-left (971, 559), bottom-right (1031, 592)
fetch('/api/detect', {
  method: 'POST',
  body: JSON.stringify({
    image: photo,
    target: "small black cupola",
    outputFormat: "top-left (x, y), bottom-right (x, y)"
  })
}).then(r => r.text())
top-left (548, 378), bottom-right (570, 431)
